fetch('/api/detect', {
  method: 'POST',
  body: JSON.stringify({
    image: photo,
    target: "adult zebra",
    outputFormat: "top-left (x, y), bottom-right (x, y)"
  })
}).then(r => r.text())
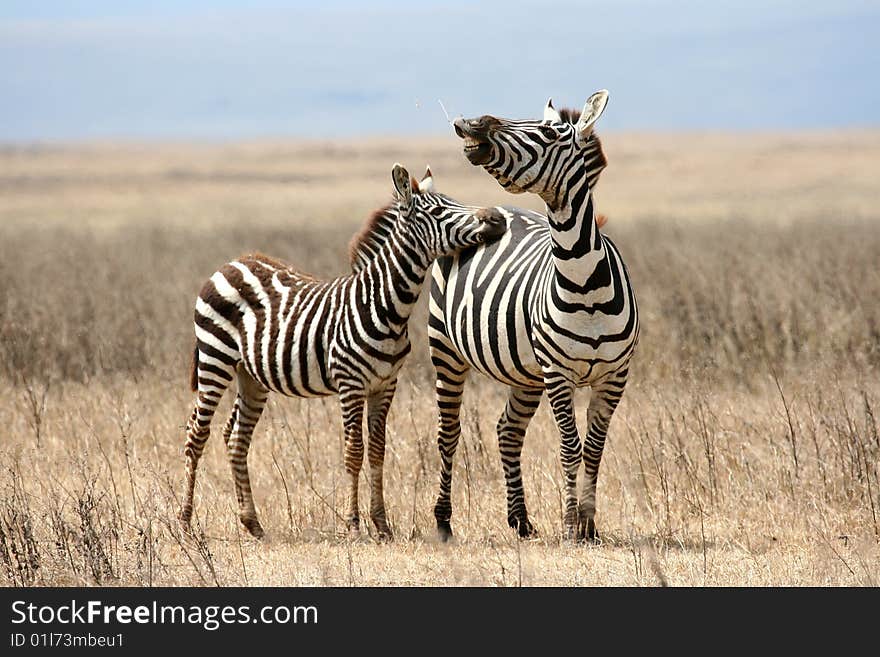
top-left (431, 90), bottom-right (639, 542)
top-left (178, 164), bottom-right (507, 540)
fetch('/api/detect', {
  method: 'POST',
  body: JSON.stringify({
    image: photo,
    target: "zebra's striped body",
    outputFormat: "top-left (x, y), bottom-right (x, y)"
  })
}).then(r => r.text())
top-left (178, 164), bottom-right (506, 539)
top-left (430, 209), bottom-right (635, 388)
top-left (430, 91), bottom-right (639, 541)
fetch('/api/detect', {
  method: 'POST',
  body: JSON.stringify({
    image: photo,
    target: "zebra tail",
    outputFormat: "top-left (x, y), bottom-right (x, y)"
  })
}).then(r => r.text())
top-left (189, 344), bottom-right (199, 392)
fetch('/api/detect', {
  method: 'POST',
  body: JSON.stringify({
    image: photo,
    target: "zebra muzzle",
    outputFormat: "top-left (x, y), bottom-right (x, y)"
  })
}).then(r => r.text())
top-left (453, 117), bottom-right (495, 165)
top-left (475, 207), bottom-right (507, 239)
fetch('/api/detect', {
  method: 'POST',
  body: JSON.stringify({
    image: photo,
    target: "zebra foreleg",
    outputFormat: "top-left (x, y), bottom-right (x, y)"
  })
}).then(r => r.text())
top-left (545, 377), bottom-right (581, 541)
top-left (225, 366), bottom-right (269, 538)
top-left (339, 388), bottom-right (366, 537)
top-left (431, 352), bottom-right (470, 541)
top-left (366, 381), bottom-right (397, 541)
top-left (578, 371), bottom-right (628, 544)
top-left (497, 386), bottom-right (543, 538)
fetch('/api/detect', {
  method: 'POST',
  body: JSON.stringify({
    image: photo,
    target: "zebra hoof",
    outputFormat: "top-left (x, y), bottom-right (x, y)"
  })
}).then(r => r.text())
top-left (508, 515), bottom-right (537, 539)
top-left (241, 516), bottom-right (265, 539)
top-left (577, 518), bottom-right (600, 545)
top-left (371, 513), bottom-right (393, 542)
top-left (437, 520), bottom-right (454, 542)
top-left (586, 523), bottom-right (600, 546)
top-left (346, 517), bottom-right (361, 539)
top-left (373, 520), bottom-right (394, 542)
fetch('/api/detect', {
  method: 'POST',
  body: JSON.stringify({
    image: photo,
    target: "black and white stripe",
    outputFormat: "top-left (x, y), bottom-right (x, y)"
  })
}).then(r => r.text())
top-left (429, 91), bottom-right (639, 541)
top-left (178, 163), bottom-right (506, 540)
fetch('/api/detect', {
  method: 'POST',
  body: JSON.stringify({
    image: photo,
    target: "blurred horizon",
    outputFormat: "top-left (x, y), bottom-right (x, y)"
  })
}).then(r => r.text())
top-left (1, 0), bottom-right (878, 142)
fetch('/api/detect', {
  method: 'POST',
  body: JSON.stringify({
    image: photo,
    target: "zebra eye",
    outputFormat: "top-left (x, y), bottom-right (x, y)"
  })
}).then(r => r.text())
top-left (539, 125), bottom-right (558, 140)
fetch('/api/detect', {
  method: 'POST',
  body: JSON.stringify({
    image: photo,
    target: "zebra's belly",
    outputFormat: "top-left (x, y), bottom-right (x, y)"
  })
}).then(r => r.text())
top-left (430, 271), bottom-right (545, 388)
top-left (327, 333), bottom-right (410, 395)
top-left (443, 308), bottom-right (544, 387)
top-left (434, 309), bottom-right (636, 390)
top-left (540, 341), bottom-right (636, 387)
top-left (238, 334), bottom-right (337, 398)
top-left (431, 286), bottom-right (638, 391)
top-left (534, 308), bottom-right (639, 386)
top-left (240, 333), bottom-right (408, 399)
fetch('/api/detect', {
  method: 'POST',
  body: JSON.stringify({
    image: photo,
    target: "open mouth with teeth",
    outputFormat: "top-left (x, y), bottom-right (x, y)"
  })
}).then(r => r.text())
top-left (453, 119), bottom-right (493, 165)
top-left (460, 134), bottom-right (492, 165)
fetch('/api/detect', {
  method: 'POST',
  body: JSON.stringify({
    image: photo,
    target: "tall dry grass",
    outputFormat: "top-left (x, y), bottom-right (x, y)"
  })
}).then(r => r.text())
top-left (1, 134), bottom-right (878, 585)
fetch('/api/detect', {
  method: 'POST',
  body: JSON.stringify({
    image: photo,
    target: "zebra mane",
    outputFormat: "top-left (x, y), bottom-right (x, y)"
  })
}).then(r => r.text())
top-left (558, 107), bottom-right (582, 125)
top-left (557, 106), bottom-right (608, 186)
top-left (583, 131), bottom-right (607, 187)
top-left (348, 201), bottom-right (398, 272)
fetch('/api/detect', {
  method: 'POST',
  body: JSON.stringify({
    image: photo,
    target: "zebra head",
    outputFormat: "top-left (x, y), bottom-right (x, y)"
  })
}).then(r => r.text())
top-left (391, 163), bottom-right (507, 258)
top-left (452, 90), bottom-right (609, 201)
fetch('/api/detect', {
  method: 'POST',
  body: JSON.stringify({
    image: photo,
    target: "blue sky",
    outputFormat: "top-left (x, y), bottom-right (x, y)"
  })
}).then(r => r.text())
top-left (1, 0), bottom-right (878, 140)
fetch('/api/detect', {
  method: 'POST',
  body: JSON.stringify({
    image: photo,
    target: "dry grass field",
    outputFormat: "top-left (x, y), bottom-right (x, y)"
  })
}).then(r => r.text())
top-left (1, 131), bottom-right (879, 586)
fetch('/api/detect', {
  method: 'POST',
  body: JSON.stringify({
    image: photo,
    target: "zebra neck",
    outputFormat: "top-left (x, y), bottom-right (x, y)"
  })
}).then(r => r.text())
top-left (357, 229), bottom-right (431, 333)
top-left (540, 170), bottom-right (608, 291)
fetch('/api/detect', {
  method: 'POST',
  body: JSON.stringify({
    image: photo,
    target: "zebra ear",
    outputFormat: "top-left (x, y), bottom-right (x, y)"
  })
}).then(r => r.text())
top-left (576, 90), bottom-right (609, 138)
top-left (418, 165), bottom-right (434, 193)
top-left (543, 98), bottom-right (561, 123)
top-left (391, 163), bottom-right (413, 211)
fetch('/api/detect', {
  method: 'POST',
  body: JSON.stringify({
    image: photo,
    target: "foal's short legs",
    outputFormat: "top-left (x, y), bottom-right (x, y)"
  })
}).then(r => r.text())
top-left (366, 381), bottom-right (398, 540)
top-left (225, 366), bottom-right (269, 538)
top-left (179, 348), bottom-right (235, 532)
top-left (339, 386), bottom-right (366, 536)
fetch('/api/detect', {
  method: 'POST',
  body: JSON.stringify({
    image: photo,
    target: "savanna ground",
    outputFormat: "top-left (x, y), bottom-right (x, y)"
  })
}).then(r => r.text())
top-left (1, 131), bottom-right (879, 586)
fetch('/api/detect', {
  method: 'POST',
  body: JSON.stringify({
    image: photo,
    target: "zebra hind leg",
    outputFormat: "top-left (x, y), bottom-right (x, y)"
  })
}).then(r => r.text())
top-left (578, 370), bottom-right (628, 544)
top-left (179, 346), bottom-right (236, 533)
top-left (431, 350), bottom-right (470, 541)
top-left (225, 365), bottom-right (269, 538)
top-left (497, 386), bottom-right (543, 538)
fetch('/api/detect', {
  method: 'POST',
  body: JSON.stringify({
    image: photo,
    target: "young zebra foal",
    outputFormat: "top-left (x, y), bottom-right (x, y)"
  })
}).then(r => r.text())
top-left (178, 164), bottom-right (507, 540)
